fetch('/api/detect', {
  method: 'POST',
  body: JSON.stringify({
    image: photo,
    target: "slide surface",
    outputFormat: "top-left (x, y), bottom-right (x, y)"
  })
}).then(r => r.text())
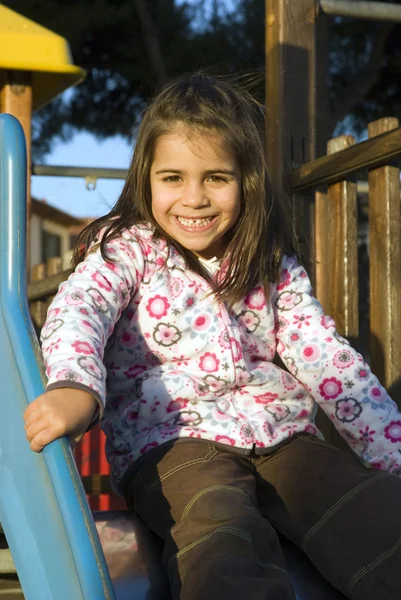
top-left (0, 113), bottom-right (115, 600)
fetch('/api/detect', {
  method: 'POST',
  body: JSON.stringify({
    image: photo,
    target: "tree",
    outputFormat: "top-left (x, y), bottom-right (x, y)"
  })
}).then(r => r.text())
top-left (3, 0), bottom-right (401, 158)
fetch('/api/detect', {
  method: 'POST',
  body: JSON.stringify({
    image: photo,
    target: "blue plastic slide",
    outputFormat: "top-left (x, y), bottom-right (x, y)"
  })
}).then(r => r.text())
top-left (0, 114), bottom-right (115, 600)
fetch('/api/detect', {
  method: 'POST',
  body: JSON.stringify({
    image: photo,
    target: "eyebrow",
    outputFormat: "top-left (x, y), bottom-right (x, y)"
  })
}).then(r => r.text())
top-left (154, 168), bottom-right (237, 176)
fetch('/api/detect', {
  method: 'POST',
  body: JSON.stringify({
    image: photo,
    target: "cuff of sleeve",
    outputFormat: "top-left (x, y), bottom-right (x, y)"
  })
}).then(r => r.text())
top-left (45, 380), bottom-right (104, 430)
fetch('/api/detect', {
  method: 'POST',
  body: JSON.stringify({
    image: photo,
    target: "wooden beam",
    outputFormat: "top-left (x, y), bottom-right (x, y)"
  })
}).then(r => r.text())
top-left (28, 269), bottom-right (72, 301)
top-left (292, 127), bottom-right (401, 191)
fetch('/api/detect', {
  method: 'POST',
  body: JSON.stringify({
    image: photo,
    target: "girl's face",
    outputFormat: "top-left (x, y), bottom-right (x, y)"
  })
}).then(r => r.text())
top-left (150, 127), bottom-right (241, 259)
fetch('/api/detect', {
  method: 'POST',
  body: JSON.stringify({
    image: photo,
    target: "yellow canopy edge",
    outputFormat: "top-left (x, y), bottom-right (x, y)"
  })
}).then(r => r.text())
top-left (0, 4), bottom-right (86, 110)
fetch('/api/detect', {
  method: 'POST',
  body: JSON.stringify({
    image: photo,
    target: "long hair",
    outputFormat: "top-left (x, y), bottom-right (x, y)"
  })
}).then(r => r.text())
top-left (72, 72), bottom-right (298, 305)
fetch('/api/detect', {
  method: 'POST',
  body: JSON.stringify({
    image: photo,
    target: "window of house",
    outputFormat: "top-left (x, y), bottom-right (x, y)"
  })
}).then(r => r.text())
top-left (42, 230), bottom-right (61, 263)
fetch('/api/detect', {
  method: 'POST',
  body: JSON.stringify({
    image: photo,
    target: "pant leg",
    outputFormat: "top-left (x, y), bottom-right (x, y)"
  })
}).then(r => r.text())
top-left (253, 434), bottom-right (401, 600)
top-left (124, 440), bottom-right (295, 600)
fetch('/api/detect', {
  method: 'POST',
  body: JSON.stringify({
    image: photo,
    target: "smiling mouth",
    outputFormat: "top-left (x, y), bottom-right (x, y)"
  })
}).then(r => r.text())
top-left (176, 216), bottom-right (215, 228)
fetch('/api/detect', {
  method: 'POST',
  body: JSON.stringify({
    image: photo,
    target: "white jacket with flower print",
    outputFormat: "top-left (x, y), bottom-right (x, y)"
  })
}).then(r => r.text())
top-left (41, 223), bottom-right (401, 492)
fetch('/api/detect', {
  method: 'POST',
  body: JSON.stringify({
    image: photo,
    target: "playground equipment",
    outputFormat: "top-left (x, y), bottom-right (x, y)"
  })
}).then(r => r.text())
top-left (0, 113), bottom-right (351, 600)
top-left (0, 0), bottom-right (400, 597)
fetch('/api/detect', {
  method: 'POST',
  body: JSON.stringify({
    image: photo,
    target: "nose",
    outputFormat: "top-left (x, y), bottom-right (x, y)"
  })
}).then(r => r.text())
top-left (181, 181), bottom-right (210, 208)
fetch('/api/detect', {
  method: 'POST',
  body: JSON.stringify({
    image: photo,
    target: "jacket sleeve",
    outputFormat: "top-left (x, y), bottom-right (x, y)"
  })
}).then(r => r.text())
top-left (272, 254), bottom-right (401, 476)
top-left (40, 230), bottom-right (145, 418)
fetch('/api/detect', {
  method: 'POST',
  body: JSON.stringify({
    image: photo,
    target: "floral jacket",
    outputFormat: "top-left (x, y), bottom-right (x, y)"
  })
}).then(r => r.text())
top-left (41, 223), bottom-right (401, 492)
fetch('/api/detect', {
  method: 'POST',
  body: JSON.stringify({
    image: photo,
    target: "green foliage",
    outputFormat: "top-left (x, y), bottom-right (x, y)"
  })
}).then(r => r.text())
top-left (3, 0), bottom-right (401, 158)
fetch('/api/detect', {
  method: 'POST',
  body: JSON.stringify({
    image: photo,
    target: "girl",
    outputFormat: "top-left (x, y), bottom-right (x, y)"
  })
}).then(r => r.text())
top-left (24, 74), bottom-right (401, 600)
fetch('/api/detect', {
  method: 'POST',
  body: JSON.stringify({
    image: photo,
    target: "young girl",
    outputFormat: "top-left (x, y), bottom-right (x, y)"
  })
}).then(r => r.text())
top-left (24, 74), bottom-right (401, 600)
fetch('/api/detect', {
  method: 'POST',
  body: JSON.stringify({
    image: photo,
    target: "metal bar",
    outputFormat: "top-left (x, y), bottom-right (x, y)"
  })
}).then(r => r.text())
top-left (291, 126), bottom-right (401, 191)
top-left (319, 0), bottom-right (401, 23)
top-left (32, 164), bottom-right (128, 180)
top-left (368, 117), bottom-right (401, 393)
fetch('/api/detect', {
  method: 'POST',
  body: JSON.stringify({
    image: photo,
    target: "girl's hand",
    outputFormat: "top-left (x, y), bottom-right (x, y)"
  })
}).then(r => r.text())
top-left (24, 388), bottom-right (98, 452)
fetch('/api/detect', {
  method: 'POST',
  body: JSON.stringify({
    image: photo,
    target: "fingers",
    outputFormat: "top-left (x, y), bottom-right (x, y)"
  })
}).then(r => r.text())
top-left (28, 426), bottom-right (60, 453)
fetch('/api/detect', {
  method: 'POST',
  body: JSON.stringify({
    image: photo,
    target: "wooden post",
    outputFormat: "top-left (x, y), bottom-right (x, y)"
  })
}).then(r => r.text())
top-left (368, 117), bottom-right (401, 394)
top-left (326, 135), bottom-right (358, 339)
top-left (265, 0), bottom-right (328, 285)
top-left (0, 70), bottom-right (32, 224)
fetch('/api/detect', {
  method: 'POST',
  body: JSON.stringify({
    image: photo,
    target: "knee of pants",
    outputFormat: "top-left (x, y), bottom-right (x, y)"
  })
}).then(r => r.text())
top-left (167, 484), bottom-right (284, 564)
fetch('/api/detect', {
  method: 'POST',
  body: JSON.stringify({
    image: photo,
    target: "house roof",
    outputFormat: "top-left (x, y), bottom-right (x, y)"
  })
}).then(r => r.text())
top-left (31, 197), bottom-right (88, 227)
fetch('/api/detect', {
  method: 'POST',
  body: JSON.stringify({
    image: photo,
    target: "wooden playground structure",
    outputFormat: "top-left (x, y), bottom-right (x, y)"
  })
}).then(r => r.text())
top-left (0, 1), bottom-right (400, 599)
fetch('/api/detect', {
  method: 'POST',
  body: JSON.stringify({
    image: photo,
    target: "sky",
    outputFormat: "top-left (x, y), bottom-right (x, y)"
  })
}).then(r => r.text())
top-left (31, 0), bottom-right (237, 220)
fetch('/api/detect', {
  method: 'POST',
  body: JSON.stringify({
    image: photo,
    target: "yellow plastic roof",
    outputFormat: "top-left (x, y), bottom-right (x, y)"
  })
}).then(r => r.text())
top-left (0, 5), bottom-right (86, 111)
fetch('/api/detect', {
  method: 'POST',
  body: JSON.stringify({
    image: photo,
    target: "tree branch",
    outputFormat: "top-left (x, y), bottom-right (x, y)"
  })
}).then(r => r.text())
top-left (133, 0), bottom-right (168, 84)
top-left (329, 24), bottom-right (393, 127)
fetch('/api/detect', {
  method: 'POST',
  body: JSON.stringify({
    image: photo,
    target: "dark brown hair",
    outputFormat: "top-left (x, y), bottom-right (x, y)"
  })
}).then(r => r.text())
top-left (72, 72), bottom-right (298, 305)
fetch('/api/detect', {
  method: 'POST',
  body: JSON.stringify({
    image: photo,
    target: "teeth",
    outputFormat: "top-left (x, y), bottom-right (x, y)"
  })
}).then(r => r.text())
top-left (177, 216), bottom-right (214, 227)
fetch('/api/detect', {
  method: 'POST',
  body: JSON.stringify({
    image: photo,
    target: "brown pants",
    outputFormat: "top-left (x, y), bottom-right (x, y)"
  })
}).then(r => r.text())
top-left (124, 435), bottom-right (401, 600)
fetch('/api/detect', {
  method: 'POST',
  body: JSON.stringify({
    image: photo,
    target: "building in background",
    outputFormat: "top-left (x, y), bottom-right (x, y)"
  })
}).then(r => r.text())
top-left (30, 198), bottom-right (93, 270)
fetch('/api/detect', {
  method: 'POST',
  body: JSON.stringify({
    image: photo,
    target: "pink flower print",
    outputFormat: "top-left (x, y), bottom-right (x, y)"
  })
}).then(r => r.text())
top-left (263, 421), bottom-right (275, 437)
top-left (282, 371), bottom-right (297, 390)
top-left (359, 426), bottom-right (376, 443)
top-left (230, 338), bottom-right (243, 361)
top-left (301, 343), bottom-right (320, 363)
top-left (265, 404), bottom-right (290, 422)
top-left (91, 271), bottom-right (112, 292)
top-left (77, 356), bottom-right (103, 379)
top-left (153, 323), bottom-right (181, 346)
top-left (255, 392), bottom-right (278, 405)
top-left (47, 307), bottom-right (60, 319)
top-left (369, 386), bottom-right (386, 403)
top-left (293, 314), bottom-right (311, 329)
top-left (55, 369), bottom-right (83, 383)
top-left (192, 313), bottom-right (212, 333)
top-left (193, 379), bottom-right (209, 396)
top-left (172, 355), bottom-right (188, 366)
top-left (199, 352), bottom-right (220, 373)
top-left (244, 286), bottom-right (266, 310)
top-left (371, 459), bottom-right (387, 471)
top-left (219, 330), bottom-right (231, 349)
top-left (170, 278), bottom-right (184, 298)
top-left (146, 295), bottom-right (170, 319)
top-left (215, 434), bottom-right (236, 446)
top-left (65, 291), bottom-right (85, 305)
top-left (46, 338), bottom-right (62, 354)
top-left (335, 397), bottom-right (362, 422)
top-left (79, 308), bottom-right (89, 316)
top-left (276, 269), bottom-right (291, 290)
top-left (333, 349), bottom-right (355, 370)
top-left (184, 294), bottom-right (197, 309)
top-left (81, 320), bottom-right (96, 335)
top-left (275, 291), bottom-right (303, 311)
top-left (319, 377), bottom-right (343, 400)
top-left (238, 310), bottom-right (260, 333)
top-left (289, 331), bottom-right (301, 344)
top-left (166, 397), bottom-right (189, 412)
top-left (174, 410), bottom-right (202, 426)
top-left (304, 424), bottom-right (318, 436)
top-left (275, 316), bottom-right (289, 330)
top-left (140, 442), bottom-right (159, 455)
top-left (384, 421), bottom-right (401, 443)
top-left (204, 375), bottom-right (227, 393)
top-left (355, 366), bottom-right (370, 381)
top-left (240, 423), bottom-right (254, 443)
top-left (126, 408), bottom-right (139, 423)
top-left (121, 330), bottom-right (137, 348)
top-left (123, 364), bottom-right (147, 379)
top-left (87, 288), bottom-right (109, 313)
top-left (71, 340), bottom-right (95, 355)
top-left (321, 315), bottom-right (335, 329)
